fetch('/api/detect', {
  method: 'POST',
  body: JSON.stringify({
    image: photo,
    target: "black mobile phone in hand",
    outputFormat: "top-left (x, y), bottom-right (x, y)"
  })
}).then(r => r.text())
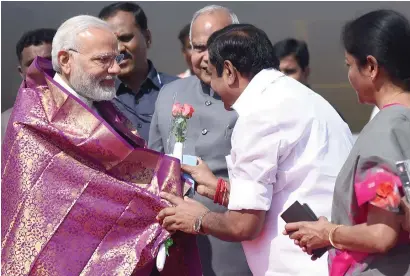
top-left (281, 201), bottom-right (329, 259)
top-left (396, 160), bottom-right (410, 202)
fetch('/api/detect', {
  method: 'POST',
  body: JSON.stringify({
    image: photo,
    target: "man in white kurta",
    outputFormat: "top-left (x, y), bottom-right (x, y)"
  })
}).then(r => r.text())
top-left (226, 68), bottom-right (353, 275)
top-left (157, 23), bottom-right (353, 276)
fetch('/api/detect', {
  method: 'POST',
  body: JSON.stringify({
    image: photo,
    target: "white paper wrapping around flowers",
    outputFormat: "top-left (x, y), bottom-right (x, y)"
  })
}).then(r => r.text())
top-left (156, 141), bottom-right (183, 272)
top-left (172, 142), bottom-right (183, 161)
top-left (156, 243), bottom-right (167, 271)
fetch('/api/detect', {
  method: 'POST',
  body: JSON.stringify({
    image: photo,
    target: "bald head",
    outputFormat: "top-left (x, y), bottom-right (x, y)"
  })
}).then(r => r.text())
top-left (189, 5), bottom-right (239, 84)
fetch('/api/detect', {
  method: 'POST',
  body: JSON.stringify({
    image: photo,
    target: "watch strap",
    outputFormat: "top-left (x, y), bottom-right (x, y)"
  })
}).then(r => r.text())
top-left (194, 210), bottom-right (211, 234)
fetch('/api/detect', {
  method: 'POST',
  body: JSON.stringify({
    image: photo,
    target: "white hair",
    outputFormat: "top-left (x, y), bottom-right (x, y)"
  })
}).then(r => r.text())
top-left (51, 15), bottom-right (113, 73)
top-left (189, 5), bottom-right (240, 45)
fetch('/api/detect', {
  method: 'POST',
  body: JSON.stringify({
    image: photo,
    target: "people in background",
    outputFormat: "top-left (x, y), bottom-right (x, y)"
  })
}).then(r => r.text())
top-left (272, 38), bottom-right (310, 85)
top-left (177, 23), bottom-right (194, 78)
top-left (99, 2), bottom-right (178, 141)
top-left (1, 28), bottom-right (56, 143)
top-left (273, 37), bottom-right (346, 122)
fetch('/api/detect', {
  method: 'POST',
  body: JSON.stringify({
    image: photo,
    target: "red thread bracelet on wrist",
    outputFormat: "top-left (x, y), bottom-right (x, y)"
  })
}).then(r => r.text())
top-left (214, 178), bottom-right (223, 203)
top-left (219, 180), bottom-right (226, 205)
top-left (221, 185), bottom-right (226, 206)
top-left (218, 183), bottom-right (222, 204)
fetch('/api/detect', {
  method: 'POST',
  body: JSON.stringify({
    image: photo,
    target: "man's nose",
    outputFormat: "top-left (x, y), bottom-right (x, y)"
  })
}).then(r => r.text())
top-left (202, 50), bottom-right (209, 63)
top-left (108, 61), bottom-right (121, 75)
top-left (118, 41), bottom-right (126, 53)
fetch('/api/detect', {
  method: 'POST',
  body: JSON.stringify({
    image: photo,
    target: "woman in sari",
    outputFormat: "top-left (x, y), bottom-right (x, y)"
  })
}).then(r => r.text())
top-left (283, 9), bottom-right (410, 275)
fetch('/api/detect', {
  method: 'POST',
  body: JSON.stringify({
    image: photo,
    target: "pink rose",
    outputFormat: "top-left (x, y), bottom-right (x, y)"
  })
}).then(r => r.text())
top-left (182, 104), bottom-right (195, 118)
top-left (172, 103), bottom-right (182, 117)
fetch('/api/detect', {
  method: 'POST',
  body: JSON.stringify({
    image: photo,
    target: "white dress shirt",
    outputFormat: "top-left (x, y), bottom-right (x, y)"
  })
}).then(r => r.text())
top-left (226, 69), bottom-right (353, 276)
top-left (1, 107), bottom-right (13, 143)
top-left (370, 106), bottom-right (380, 121)
top-left (177, 69), bottom-right (192, 79)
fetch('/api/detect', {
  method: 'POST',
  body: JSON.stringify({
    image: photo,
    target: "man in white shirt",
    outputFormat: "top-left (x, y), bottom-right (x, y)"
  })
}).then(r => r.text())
top-left (157, 24), bottom-right (353, 275)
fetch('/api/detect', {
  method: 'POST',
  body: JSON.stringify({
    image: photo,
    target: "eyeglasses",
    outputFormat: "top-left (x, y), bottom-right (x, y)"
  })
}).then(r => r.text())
top-left (67, 48), bottom-right (124, 69)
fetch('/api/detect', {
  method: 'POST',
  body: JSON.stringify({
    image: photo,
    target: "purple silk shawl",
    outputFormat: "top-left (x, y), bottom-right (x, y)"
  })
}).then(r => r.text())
top-left (1, 57), bottom-right (201, 276)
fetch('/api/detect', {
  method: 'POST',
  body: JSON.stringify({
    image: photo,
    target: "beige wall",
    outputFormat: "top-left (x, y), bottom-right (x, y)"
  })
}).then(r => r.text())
top-left (2, 1), bottom-right (410, 132)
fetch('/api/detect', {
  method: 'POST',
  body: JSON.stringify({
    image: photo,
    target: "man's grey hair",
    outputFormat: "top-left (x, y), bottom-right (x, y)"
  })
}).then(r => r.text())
top-left (189, 5), bottom-right (239, 45)
top-left (51, 15), bottom-right (113, 73)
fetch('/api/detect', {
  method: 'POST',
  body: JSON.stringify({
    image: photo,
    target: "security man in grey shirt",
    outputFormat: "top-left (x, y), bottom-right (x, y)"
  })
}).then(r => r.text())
top-left (149, 5), bottom-right (251, 276)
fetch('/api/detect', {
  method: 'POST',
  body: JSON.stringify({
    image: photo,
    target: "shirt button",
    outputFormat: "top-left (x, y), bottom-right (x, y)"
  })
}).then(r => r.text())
top-left (205, 100), bottom-right (212, 106)
top-left (137, 123), bottom-right (142, 128)
top-left (201, 129), bottom-right (208, 135)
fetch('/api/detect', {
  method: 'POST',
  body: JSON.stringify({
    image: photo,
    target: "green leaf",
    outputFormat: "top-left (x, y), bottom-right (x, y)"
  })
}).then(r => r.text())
top-left (165, 238), bottom-right (174, 256)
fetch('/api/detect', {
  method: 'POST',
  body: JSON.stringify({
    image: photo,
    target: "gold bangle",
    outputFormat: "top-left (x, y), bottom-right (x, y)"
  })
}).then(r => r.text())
top-left (329, 225), bottom-right (343, 250)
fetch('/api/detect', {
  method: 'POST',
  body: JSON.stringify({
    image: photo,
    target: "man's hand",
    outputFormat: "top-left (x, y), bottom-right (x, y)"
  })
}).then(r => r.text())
top-left (157, 192), bottom-right (210, 235)
top-left (181, 158), bottom-right (218, 199)
top-left (400, 197), bottom-right (410, 233)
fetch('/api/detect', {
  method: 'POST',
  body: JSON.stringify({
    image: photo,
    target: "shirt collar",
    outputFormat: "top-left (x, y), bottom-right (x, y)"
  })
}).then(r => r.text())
top-left (145, 59), bottom-right (161, 89)
top-left (53, 73), bottom-right (94, 108)
top-left (232, 69), bottom-right (284, 116)
top-left (199, 80), bottom-right (219, 99)
top-left (178, 69), bottom-right (192, 78)
top-left (115, 59), bottom-right (161, 94)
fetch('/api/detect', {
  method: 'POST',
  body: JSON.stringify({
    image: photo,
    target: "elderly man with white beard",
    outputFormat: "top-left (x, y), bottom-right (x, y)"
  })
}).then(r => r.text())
top-left (46, 14), bottom-right (146, 145)
top-left (1, 15), bottom-right (202, 276)
top-left (50, 15), bottom-right (122, 112)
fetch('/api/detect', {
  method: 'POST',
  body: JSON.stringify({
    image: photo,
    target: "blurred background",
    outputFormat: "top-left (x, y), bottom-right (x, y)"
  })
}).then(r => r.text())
top-left (2, 1), bottom-right (410, 133)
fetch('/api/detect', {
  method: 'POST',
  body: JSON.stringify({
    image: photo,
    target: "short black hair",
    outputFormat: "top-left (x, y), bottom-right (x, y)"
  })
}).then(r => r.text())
top-left (98, 2), bottom-right (148, 31)
top-left (342, 9), bottom-right (410, 88)
top-left (272, 38), bottom-right (309, 70)
top-left (16, 28), bottom-right (56, 62)
top-left (208, 24), bottom-right (279, 79)
top-left (178, 23), bottom-right (190, 47)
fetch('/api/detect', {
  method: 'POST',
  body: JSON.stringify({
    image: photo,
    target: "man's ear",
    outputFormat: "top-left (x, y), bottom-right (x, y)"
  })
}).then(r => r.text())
top-left (144, 29), bottom-right (152, 49)
top-left (18, 65), bottom-right (24, 79)
top-left (223, 60), bottom-right (237, 86)
top-left (58, 50), bottom-right (71, 75)
top-left (304, 66), bottom-right (310, 78)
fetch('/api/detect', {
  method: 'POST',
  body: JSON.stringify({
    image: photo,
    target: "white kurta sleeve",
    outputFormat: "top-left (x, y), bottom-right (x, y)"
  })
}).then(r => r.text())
top-left (227, 107), bottom-right (312, 211)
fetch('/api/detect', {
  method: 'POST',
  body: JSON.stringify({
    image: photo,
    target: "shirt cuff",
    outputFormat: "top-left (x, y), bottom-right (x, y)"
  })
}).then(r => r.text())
top-left (228, 177), bottom-right (273, 211)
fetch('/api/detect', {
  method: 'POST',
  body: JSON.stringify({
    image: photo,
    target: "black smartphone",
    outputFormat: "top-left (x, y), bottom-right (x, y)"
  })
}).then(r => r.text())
top-left (281, 201), bottom-right (329, 259)
top-left (396, 160), bottom-right (410, 202)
